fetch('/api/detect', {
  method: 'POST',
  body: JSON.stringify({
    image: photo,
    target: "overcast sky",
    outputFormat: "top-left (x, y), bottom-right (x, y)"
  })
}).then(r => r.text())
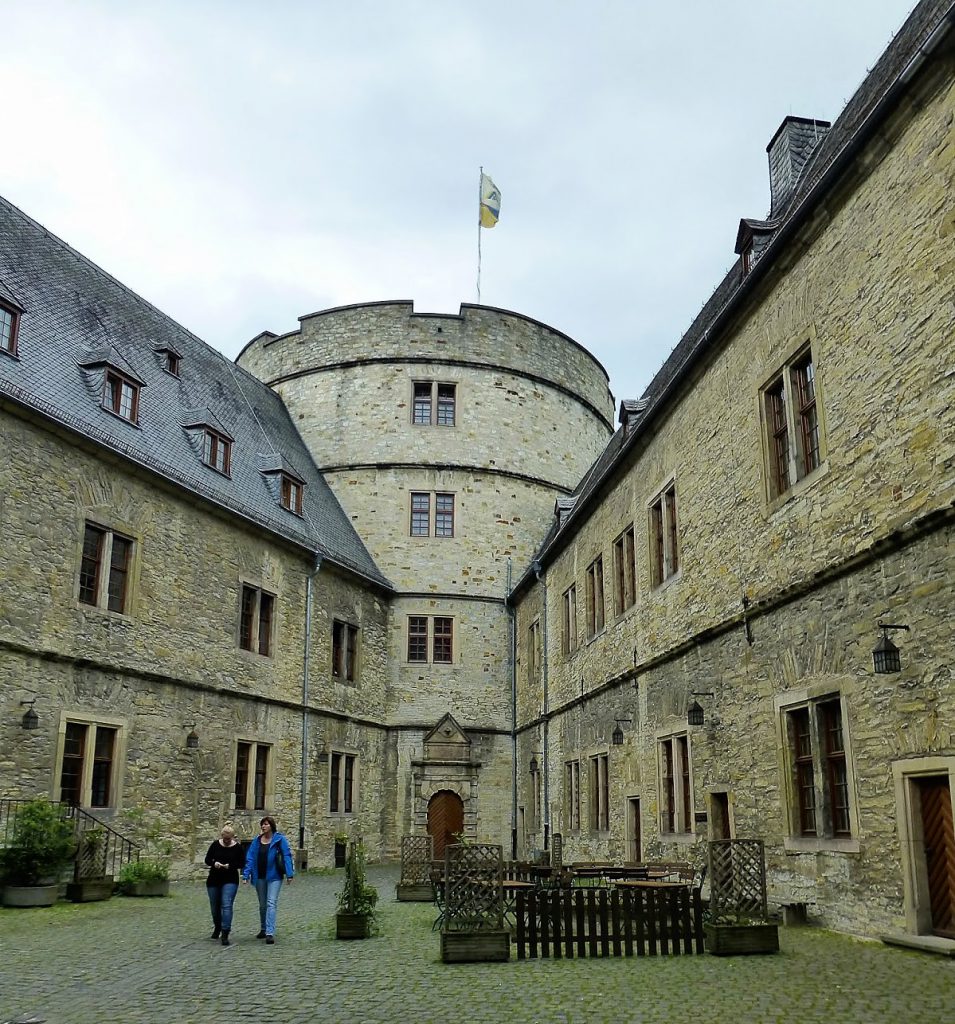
top-left (2, 1), bottom-right (916, 407)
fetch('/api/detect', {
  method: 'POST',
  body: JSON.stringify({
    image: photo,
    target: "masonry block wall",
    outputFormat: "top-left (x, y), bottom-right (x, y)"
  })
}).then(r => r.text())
top-left (512, 44), bottom-right (955, 934)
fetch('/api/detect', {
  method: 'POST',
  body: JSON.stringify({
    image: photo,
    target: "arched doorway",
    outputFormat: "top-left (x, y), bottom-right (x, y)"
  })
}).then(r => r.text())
top-left (428, 790), bottom-right (464, 859)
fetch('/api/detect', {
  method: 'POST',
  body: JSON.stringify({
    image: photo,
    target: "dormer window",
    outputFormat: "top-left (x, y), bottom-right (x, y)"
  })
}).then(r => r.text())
top-left (203, 429), bottom-right (232, 476)
top-left (281, 474), bottom-right (303, 515)
top-left (103, 370), bottom-right (139, 423)
top-left (165, 351), bottom-right (181, 375)
top-left (1, 301), bottom-right (19, 357)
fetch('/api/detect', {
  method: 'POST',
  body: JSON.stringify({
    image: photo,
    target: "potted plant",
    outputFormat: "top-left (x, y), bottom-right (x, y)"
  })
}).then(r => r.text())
top-left (333, 830), bottom-right (349, 869)
top-left (118, 809), bottom-right (171, 897)
top-left (66, 827), bottom-right (114, 903)
top-left (335, 839), bottom-right (378, 939)
top-left (1, 797), bottom-right (76, 908)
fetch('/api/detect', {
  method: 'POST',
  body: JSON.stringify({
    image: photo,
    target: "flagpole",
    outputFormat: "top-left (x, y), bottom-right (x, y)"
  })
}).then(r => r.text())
top-left (477, 166), bottom-right (483, 304)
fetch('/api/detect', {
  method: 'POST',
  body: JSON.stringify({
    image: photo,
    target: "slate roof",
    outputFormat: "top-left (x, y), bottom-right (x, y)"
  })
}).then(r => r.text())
top-left (510, 0), bottom-right (955, 597)
top-left (0, 195), bottom-right (391, 590)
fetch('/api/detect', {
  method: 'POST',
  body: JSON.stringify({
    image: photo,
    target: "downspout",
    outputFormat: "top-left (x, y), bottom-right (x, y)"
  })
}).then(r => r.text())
top-left (507, 558), bottom-right (518, 860)
top-left (299, 554), bottom-right (323, 853)
top-left (533, 559), bottom-right (550, 850)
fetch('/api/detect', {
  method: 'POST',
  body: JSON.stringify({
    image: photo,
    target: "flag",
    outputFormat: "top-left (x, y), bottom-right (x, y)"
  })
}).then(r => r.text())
top-left (480, 173), bottom-right (501, 228)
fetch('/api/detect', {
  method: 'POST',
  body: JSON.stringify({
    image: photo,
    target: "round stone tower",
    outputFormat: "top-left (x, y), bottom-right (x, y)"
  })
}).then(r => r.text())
top-left (237, 300), bottom-right (613, 843)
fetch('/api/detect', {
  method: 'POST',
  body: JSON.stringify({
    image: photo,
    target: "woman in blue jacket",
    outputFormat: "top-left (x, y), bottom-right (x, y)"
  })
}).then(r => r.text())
top-left (242, 815), bottom-right (294, 943)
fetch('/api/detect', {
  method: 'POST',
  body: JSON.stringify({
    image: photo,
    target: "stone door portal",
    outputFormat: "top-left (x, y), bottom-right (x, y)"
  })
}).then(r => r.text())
top-left (428, 790), bottom-right (464, 860)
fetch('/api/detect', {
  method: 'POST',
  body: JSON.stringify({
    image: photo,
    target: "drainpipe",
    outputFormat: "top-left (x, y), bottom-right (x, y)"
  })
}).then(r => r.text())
top-left (299, 554), bottom-right (323, 853)
top-left (507, 558), bottom-right (517, 860)
top-left (532, 559), bottom-right (550, 851)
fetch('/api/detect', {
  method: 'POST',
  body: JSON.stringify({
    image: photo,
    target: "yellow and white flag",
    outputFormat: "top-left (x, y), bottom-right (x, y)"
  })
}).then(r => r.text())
top-left (480, 173), bottom-right (501, 228)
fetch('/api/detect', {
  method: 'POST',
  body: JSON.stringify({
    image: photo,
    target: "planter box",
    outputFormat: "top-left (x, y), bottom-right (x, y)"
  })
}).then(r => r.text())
top-left (67, 877), bottom-right (114, 903)
top-left (441, 930), bottom-right (511, 963)
top-left (2, 884), bottom-right (59, 908)
top-left (121, 880), bottom-right (170, 898)
top-left (396, 882), bottom-right (434, 902)
top-left (336, 912), bottom-right (372, 939)
top-left (705, 922), bottom-right (780, 956)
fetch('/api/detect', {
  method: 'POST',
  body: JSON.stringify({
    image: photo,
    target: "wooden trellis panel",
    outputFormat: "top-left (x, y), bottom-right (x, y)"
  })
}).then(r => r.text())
top-left (708, 839), bottom-right (768, 921)
top-left (399, 835), bottom-right (433, 885)
top-left (443, 843), bottom-right (504, 932)
top-left (551, 832), bottom-right (563, 869)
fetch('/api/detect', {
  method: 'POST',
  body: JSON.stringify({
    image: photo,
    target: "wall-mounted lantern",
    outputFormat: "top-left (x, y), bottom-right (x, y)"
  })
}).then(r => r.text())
top-left (185, 724), bottom-right (200, 749)
top-left (873, 622), bottom-right (910, 674)
top-left (687, 691), bottom-right (715, 727)
top-left (529, 750), bottom-right (543, 774)
top-left (20, 699), bottom-right (38, 730)
top-left (612, 718), bottom-right (632, 745)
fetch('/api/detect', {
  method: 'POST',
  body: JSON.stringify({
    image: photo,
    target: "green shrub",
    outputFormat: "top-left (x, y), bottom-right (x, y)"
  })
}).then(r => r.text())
top-left (0, 798), bottom-right (75, 886)
top-left (118, 858), bottom-right (169, 885)
top-left (336, 840), bottom-right (378, 916)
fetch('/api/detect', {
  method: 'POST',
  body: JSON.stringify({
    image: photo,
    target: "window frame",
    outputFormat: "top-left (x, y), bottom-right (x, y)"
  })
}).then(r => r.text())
top-left (239, 583), bottom-right (276, 657)
top-left (761, 343), bottom-right (826, 503)
top-left (527, 619), bottom-right (541, 685)
top-left (406, 614), bottom-right (454, 664)
top-left (613, 524), bottom-right (637, 616)
top-left (234, 740), bottom-right (271, 811)
top-left (585, 556), bottom-right (605, 638)
top-left (280, 474), bottom-right (304, 515)
top-left (411, 380), bottom-right (457, 426)
top-left (589, 751), bottom-right (610, 832)
top-left (102, 369), bottom-right (140, 424)
top-left (657, 730), bottom-right (693, 836)
top-left (0, 301), bottom-right (20, 358)
top-left (410, 490), bottom-right (455, 538)
top-left (564, 759), bottom-right (581, 832)
top-left (332, 619), bottom-right (359, 683)
top-left (77, 521), bottom-right (135, 615)
top-left (202, 428), bottom-right (232, 477)
top-left (55, 711), bottom-right (125, 810)
top-left (561, 584), bottom-right (578, 656)
top-left (649, 482), bottom-right (679, 588)
top-left (329, 750), bottom-right (358, 815)
top-left (778, 691), bottom-right (858, 851)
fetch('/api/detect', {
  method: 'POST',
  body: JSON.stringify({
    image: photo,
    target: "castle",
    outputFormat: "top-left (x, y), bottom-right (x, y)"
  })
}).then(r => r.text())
top-left (1, 0), bottom-right (953, 943)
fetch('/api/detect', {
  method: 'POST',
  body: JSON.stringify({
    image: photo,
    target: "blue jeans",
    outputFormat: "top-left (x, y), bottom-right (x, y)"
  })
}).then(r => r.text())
top-left (207, 882), bottom-right (238, 932)
top-left (254, 878), bottom-right (283, 936)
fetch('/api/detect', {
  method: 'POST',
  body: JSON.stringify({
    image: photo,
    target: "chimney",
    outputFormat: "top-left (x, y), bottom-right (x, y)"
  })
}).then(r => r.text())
top-left (766, 116), bottom-right (831, 216)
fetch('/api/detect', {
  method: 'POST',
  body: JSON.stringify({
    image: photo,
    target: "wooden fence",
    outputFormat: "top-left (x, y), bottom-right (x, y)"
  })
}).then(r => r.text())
top-left (513, 885), bottom-right (704, 959)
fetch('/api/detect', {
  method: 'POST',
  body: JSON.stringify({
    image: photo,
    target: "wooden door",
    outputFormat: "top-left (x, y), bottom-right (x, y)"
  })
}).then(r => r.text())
top-left (918, 776), bottom-right (955, 938)
top-left (428, 790), bottom-right (464, 860)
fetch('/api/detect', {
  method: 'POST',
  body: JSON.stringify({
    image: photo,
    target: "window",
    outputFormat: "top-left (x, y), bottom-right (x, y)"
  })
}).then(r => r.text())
top-left (281, 474), bottom-right (303, 515)
top-left (785, 696), bottom-right (852, 839)
top-left (407, 615), bottom-right (453, 663)
top-left (329, 751), bottom-right (356, 814)
top-left (527, 620), bottom-right (541, 684)
top-left (763, 346), bottom-right (823, 499)
top-left (410, 491), bottom-right (455, 537)
top-left (561, 585), bottom-right (578, 655)
top-left (1, 302), bottom-right (19, 356)
top-left (203, 429), bottom-right (232, 476)
top-left (585, 556), bottom-right (604, 637)
top-left (613, 525), bottom-right (637, 615)
top-left (164, 351), bottom-right (180, 375)
top-left (239, 585), bottom-right (275, 656)
top-left (235, 741), bottom-right (270, 810)
top-left (412, 381), bottom-right (456, 426)
top-left (589, 753), bottom-right (609, 831)
top-left (659, 733), bottom-right (692, 834)
top-left (649, 483), bottom-right (679, 587)
top-left (332, 620), bottom-right (359, 682)
top-left (529, 759), bottom-right (541, 832)
top-left (59, 721), bottom-right (120, 808)
top-left (103, 370), bottom-right (140, 423)
top-left (78, 522), bottom-right (133, 614)
top-left (564, 760), bottom-right (581, 831)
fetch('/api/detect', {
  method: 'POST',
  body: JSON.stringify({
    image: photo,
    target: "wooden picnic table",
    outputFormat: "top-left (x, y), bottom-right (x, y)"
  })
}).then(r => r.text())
top-left (614, 879), bottom-right (690, 890)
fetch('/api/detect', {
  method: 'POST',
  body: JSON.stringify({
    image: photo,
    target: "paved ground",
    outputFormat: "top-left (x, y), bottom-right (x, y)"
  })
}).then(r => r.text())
top-left (2, 865), bottom-right (955, 1024)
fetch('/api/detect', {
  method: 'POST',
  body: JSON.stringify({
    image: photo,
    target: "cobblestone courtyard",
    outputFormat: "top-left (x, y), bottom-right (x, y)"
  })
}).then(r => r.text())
top-left (2, 866), bottom-right (954, 1024)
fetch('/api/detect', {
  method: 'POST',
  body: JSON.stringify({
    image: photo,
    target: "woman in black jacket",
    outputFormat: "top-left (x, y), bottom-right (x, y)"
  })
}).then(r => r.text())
top-left (204, 824), bottom-right (244, 945)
